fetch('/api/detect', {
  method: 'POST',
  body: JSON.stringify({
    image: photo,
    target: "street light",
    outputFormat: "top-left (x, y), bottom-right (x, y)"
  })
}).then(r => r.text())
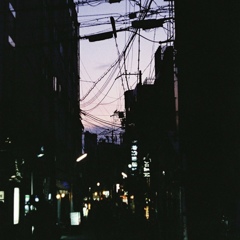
top-left (76, 153), bottom-right (87, 162)
top-left (70, 152), bottom-right (88, 226)
top-left (121, 172), bottom-right (128, 179)
top-left (37, 146), bottom-right (45, 158)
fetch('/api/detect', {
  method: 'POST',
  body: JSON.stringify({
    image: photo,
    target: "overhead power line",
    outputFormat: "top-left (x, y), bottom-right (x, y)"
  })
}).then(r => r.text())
top-left (81, 109), bottom-right (122, 128)
top-left (80, 0), bottom-right (155, 101)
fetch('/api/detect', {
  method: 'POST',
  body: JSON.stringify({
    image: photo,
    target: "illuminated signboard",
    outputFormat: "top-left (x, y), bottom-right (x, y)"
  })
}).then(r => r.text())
top-left (131, 140), bottom-right (138, 174)
top-left (0, 191), bottom-right (4, 201)
top-left (70, 212), bottom-right (81, 225)
top-left (13, 188), bottom-right (20, 225)
top-left (143, 156), bottom-right (151, 178)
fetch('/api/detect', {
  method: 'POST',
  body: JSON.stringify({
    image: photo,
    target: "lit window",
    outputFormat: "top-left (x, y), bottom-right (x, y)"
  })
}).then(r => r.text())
top-left (9, 2), bottom-right (16, 18)
top-left (8, 35), bottom-right (15, 47)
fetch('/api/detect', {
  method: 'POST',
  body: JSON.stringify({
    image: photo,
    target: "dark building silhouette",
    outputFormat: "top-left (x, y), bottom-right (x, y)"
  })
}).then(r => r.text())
top-left (0, 0), bottom-right (83, 233)
top-left (175, 1), bottom-right (240, 239)
top-left (123, 45), bottom-right (179, 239)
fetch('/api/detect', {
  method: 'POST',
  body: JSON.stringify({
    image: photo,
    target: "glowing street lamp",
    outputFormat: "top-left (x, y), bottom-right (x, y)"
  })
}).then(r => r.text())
top-left (76, 153), bottom-right (87, 162)
top-left (121, 172), bottom-right (128, 179)
top-left (37, 146), bottom-right (45, 158)
top-left (70, 153), bottom-right (88, 213)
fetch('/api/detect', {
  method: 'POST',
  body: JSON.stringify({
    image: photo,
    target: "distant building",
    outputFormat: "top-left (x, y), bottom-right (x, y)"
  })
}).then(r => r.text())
top-left (83, 131), bottom-right (126, 201)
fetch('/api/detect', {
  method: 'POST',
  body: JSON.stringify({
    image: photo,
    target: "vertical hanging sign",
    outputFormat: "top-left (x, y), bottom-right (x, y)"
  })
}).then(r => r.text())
top-left (131, 140), bottom-right (138, 175)
top-left (143, 155), bottom-right (151, 178)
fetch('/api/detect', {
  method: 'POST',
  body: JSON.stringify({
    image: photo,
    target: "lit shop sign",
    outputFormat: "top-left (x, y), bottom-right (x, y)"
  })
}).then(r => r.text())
top-left (70, 212), bottom-right (81, 226)
top-left (143, 156), bottom-right (151, 178)
top-left (131, 140), bottom-right (138, 173)
top-left (13, 188), bottom-right (20, 225)
top-left (0, 191), bottom-right (4, 202)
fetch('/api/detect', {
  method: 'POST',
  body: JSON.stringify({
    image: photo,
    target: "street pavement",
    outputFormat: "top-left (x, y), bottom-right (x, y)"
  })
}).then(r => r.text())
top-left (59, 200), bottom-right (159, 240)
top-left (59, 216), bottom-right (158, 240)
top-left (60, 224), bottom-right (96, 240)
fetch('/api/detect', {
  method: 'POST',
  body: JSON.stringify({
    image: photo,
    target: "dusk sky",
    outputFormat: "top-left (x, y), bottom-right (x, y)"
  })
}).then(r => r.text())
top-left (77, 0), bottom-right (172, 137)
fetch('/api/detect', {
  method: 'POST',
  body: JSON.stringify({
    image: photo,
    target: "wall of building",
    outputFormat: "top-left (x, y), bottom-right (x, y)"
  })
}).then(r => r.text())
top-left (175, 1), bottom-right (240, 239)
top-left (0, 0), bottom-right (83, 231)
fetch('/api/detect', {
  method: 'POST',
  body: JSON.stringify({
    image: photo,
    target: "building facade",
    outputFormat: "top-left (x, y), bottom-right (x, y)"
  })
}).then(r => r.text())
top-left (175, 1), bottom-right (240, 239)
top-left (123, 45), bottom-right (181, 239)
top-left (0, 0), bottom-right (83, 233)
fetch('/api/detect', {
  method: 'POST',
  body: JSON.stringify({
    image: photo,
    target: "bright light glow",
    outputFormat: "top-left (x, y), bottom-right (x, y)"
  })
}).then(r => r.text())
top-left (25, 195), bottom-right (30, 204)
top-left (70, 212), bottom-right (81, 226)
top-left (25, 205), bottom-right (29, 214)
top-left (132, 162), bottom-right (137, 167)
top-left (13, 188), bottom-right (20, 225)
top-left (122, 195), bottom-right (128, 204)
top-left (61, 193), bottom-right (65, 198)
top-left (35, 196), bottom-right (39, 202)
top-left (93, 192), bottom-right (100, 201)
top-left (116, 183), bottom-right (120, 193)
top-left (97, 182), bottom-right (100, 186)
top-left (37, 146), bottom-right (45, 158)
top-left (88, 203), bottom-right (91, 210)
top-left (83, 204), bottom-right (89, 217)
top-left (0, 191), bottom-right (4, 202)
top-left (121, 172), bottom-right (128, 179)
top-left (56, 194), bottom-right (61, 199)
top-left (48, 193), bottom-right (52, 200)
top-left (76, 153), bottom-right (87, 162)
top-left (37, 153), bottom-right (44, 158)
top-left (102, 190), bottom-right (110, 198)
top-left (132, 145), bottom-right (137, 150)
top-left (144, 206), bottom-right (150, 220)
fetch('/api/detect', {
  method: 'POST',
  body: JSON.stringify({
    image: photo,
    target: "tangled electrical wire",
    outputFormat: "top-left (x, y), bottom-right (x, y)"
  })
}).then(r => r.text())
top-left (79, 0), bottom-right (175, 131)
